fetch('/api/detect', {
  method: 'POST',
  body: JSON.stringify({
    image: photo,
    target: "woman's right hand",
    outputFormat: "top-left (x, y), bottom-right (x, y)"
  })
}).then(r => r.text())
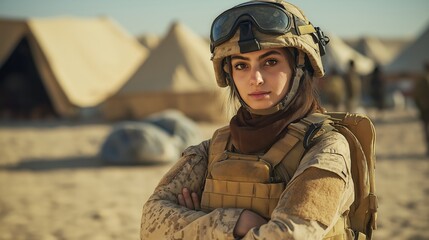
top-left (177, 187), bottom-right (200, 210)
top-left (178, 188), bottom-right (267, 237)
top-left (234, 210), bottom-right (268, 237)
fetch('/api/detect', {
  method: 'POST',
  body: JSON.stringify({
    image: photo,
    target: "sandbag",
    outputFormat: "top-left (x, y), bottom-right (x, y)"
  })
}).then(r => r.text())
top-left (99, 110), bottom-right (202, 164)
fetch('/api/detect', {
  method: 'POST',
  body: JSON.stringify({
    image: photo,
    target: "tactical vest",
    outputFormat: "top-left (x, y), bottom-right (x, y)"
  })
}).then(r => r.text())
top-left (201, 112), bottom-right (378, 240)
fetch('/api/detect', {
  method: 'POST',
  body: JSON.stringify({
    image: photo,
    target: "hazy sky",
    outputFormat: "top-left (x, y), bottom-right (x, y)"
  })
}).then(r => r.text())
top-left (1, 0), bottom-right (428, 39)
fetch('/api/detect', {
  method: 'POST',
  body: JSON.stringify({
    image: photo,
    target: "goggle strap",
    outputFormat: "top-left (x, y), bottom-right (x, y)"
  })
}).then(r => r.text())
top-left (280, 51), bottom-right (305, 109)
top-left (298, 24), bottom-right (316, 35)
top-left (297, 50), bottom-right (305, 68)
top-left (283, 68), bottom-right (303, 107)
top-left (238, 21), bottom-right (261, 53)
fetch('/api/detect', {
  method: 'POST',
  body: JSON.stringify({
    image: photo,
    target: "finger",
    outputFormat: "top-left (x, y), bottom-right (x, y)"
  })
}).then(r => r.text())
top-left (182, 188), bottom-right (195, 209)
top-left (178, 193), bottom-right (186, 206)
top-left (191, 192), bottom-right (200, 210)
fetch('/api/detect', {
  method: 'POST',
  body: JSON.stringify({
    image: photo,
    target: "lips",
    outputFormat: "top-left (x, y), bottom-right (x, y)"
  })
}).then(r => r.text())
top-left (248, 91), bottom-right (270, 99)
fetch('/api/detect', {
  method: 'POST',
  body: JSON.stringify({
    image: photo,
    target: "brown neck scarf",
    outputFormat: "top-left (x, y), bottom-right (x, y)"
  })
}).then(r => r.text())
top-left (229, 102), bottom-right (315, 154)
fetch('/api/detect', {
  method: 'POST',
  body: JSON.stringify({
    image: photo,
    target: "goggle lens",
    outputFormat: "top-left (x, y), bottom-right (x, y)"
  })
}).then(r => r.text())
top-left (211, 3), bottom-right (291, 48)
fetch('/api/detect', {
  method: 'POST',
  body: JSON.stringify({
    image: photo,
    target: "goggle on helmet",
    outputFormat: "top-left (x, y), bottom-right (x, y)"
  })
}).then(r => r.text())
top-left (210, 0), bottom-right (329, 88)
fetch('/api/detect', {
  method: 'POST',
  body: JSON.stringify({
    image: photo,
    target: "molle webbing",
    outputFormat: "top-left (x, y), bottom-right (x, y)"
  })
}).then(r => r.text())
top-left (202, 114), bottom-right (333, 219)
top-left (202, 124), bottom-right (307, 219)
top-left (202, 179), bottom-right (285, 219)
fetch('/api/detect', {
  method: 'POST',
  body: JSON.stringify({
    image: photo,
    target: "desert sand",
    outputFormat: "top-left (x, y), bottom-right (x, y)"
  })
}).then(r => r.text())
top-left (0, 108), bottom-right (428, 240)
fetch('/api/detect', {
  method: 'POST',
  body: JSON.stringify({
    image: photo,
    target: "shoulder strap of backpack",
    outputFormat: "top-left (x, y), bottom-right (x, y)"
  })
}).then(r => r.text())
top-left (262, 113), bottom-right (334, 181)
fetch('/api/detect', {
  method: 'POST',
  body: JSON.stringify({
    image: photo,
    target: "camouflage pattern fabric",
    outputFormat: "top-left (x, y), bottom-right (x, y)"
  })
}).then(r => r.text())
top-left (140, 131), bottom-right (353, 239)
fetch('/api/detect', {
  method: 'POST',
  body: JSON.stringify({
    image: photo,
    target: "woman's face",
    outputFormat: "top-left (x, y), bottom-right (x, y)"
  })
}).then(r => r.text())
top-left (231, 48), bottom-right (294, 110)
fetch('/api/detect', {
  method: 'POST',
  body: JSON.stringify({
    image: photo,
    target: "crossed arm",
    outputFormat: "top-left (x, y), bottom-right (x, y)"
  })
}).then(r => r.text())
top-left (141, 134), bottom-right (350, 240)
top-left (177, 187), bottom-right (267, 238)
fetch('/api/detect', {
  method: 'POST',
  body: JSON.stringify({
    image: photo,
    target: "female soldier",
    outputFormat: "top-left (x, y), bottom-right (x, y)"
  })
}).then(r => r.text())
top-left (141, 0), bottom-right (354, 239)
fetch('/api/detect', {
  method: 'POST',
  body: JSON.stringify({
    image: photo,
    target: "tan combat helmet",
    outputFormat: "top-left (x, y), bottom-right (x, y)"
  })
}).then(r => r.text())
top-left (210, 0), bottom-right (329, 115)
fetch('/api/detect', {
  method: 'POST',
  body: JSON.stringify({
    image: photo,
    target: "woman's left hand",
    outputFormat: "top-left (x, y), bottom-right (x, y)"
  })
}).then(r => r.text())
top-left (234, 210), bottom-right (268, 237)
top-left (178, 187), bottom-right (200, 210)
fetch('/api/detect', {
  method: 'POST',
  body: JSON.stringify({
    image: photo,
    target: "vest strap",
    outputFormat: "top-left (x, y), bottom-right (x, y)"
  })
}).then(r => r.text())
top-left (262, 132), bottom-right (299, 167)
top-left (207, 126), bottom-right (231, 177)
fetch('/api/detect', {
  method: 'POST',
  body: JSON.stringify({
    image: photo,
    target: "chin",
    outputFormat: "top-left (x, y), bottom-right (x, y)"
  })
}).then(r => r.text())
top-left (250, 103), bottom-right (274, 110)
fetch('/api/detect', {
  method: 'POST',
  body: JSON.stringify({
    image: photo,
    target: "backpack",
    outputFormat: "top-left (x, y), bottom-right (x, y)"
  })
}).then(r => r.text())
top-left (202, 112), bottom-right (378, 239)
top-left (322, 112), bottom-right (378, 239)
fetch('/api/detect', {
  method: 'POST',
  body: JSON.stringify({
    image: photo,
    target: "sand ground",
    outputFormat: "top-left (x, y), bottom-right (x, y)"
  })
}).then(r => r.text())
top-left (0, 108), bottom-right (428, 240)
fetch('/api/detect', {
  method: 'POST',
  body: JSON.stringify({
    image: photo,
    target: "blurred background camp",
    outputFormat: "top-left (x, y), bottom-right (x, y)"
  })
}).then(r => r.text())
top-left (0, 1), bottom-right (428, 240)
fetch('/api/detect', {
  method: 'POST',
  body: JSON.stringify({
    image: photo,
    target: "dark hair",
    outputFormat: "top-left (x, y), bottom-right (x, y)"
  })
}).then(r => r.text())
top-left (285, 69), bottom-right (323, 115)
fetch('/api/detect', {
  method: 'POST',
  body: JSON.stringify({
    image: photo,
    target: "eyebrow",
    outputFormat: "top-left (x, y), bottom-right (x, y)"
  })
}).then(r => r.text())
top-left (231, 50), bottom-right (283, 61)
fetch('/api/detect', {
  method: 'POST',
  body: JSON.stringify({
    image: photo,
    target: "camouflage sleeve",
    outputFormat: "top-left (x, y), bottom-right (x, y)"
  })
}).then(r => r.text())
top-left (241, 131), bottom-right (353, 239)
top-left (140, 140), bottom-right (244, 240)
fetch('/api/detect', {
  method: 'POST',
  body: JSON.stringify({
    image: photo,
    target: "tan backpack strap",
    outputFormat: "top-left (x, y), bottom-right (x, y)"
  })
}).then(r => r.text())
top-left (263, 113), bottom-right (334, 181)
top-left (262, 131), bottom-right (302, 174)
top-left (207, 126), bottom-right (230, 178)
top-left (295, 113), bottom-right (335, 148)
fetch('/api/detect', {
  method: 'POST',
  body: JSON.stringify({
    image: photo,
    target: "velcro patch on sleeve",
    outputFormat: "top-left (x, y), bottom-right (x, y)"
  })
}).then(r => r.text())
top-left (277, 167), bottom-right (345, 227)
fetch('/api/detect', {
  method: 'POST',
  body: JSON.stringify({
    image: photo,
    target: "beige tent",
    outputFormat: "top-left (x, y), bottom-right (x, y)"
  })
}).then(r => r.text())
top-left (378, 38), bottom-right (412, 59)
top-left (137, 34), bottom-right (161, 50)
top-left (345, 37), bottom-right (410, 66)
top-left (0, 17), bottom-right (147, 117)
top-left (385, 25), bottom-right (429, 74)
top-left (323, 33), bottom-right (375, 75)
top-left (103, 21), bottom-right (228, 122)
top-left (353, 37), bottom-right (398, 65)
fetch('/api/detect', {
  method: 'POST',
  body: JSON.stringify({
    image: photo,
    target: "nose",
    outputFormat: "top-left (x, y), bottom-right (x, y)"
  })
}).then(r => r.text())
top-left (249, 67), bottom-right (264, 86)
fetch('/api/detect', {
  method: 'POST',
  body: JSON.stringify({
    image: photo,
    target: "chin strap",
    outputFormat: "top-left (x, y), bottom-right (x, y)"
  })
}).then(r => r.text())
top-left (225, 51), bottom-right (306, 116)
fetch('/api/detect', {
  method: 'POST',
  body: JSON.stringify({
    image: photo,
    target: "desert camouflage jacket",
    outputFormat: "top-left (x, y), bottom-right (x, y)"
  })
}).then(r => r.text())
top-left (141, 131), bottom-right (353, 240)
